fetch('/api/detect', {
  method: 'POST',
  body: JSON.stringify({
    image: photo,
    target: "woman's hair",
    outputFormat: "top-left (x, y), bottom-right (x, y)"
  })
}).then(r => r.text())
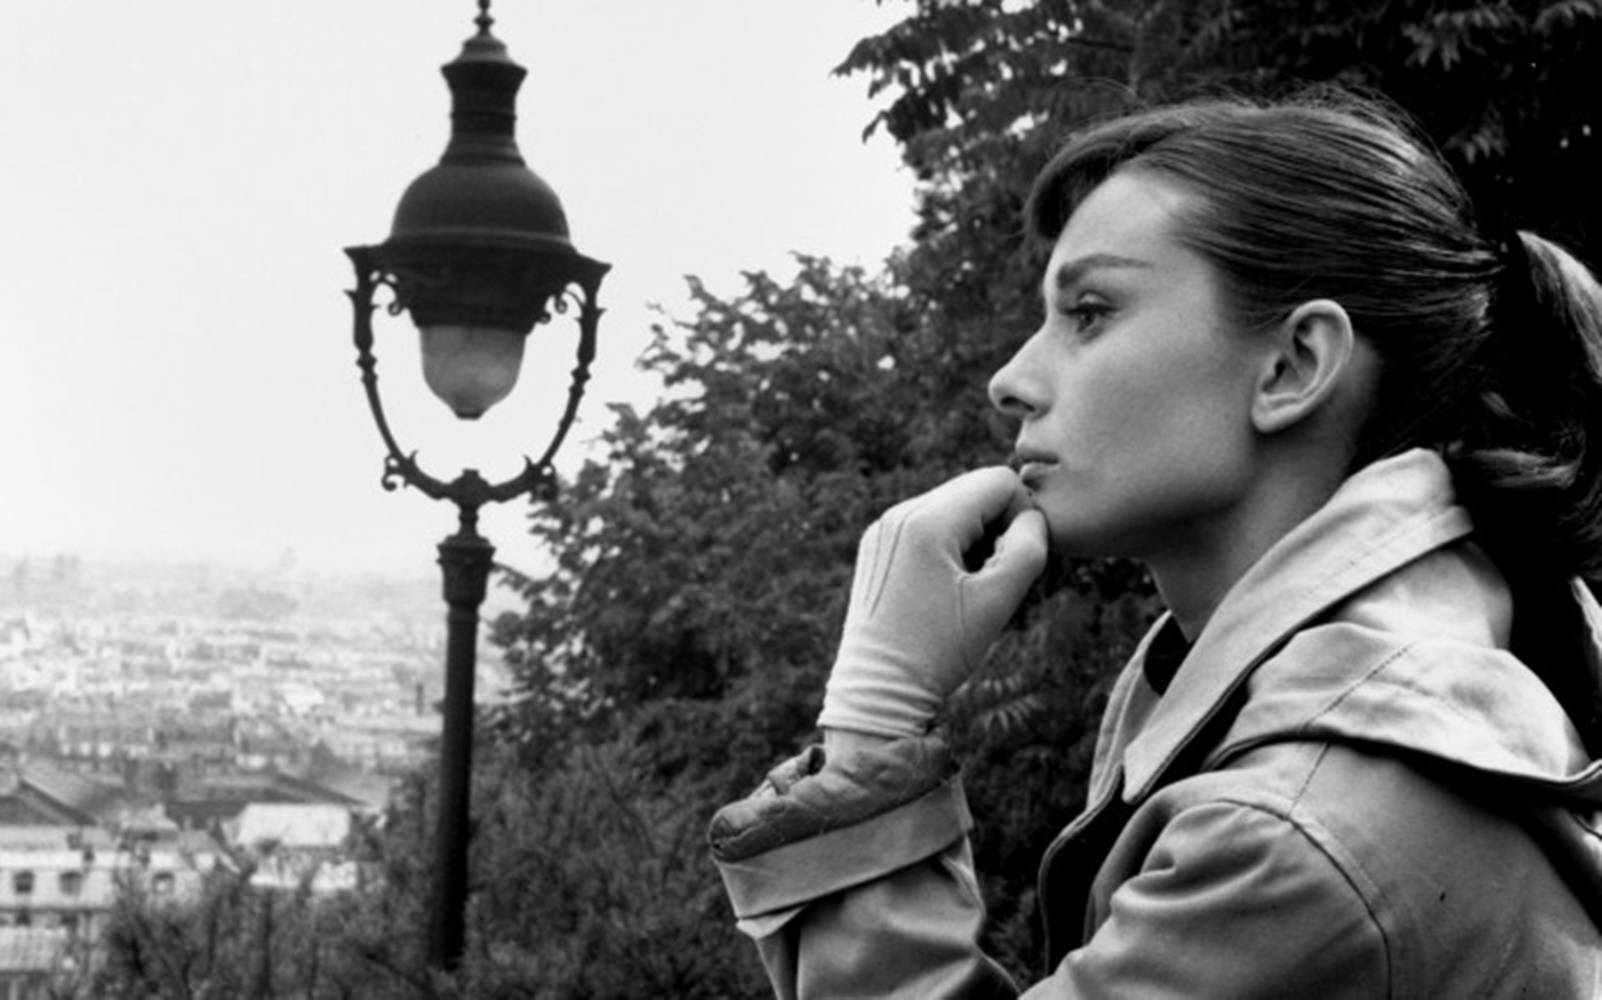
top-left (1026, 92), bottom-right (1602, 583)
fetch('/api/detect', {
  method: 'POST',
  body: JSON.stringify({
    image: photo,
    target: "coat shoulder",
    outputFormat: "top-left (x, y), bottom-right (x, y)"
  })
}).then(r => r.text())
top-left (1129, 739), bottom-right (1600, 997)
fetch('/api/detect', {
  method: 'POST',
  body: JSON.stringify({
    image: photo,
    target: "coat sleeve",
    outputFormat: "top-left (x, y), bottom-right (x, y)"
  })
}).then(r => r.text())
top-left (711, 747), bottom-right (1389, 1000)
top-left (708, 736), bottom-right (1018, 1000)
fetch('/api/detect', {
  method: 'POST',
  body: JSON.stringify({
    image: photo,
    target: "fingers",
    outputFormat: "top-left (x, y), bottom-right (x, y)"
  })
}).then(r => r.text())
top-left (984, 508), bottom-right (1048, 585)
top-left (867, 466), bottom-right (1039, 581)
top-left (956, 507), bottom-right (1048, 669)
top-left (827, 468), bottom-right (1049, 736)
top-left (913, 466), bottom-right (1032, 544)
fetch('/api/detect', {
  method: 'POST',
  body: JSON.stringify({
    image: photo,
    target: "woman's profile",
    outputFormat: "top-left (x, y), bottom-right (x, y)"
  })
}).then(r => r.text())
top-left (709, 91), bottom-right (1602, 997)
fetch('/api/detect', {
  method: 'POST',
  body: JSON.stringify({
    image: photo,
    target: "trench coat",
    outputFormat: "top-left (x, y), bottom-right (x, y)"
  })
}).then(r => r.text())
top-left (709, 450), bottom-right (1602, 998)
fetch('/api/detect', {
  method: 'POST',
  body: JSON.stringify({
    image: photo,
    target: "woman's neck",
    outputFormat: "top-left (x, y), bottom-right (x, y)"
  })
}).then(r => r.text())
top-left (1148, 454), bottom-right (1350, 640)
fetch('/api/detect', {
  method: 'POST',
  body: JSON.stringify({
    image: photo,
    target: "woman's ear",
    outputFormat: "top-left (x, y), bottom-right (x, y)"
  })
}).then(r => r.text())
top-left (1251, 299), bottom-right (1358, 435)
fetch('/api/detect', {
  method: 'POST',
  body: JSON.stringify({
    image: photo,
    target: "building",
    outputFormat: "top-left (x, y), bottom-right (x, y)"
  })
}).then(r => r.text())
top-left (0, 926), bottom-right (72, 1000)
top-left (228, 803), bottom-right (359, 894)
top-left (0, 750), bottom-right (124, 828)
top-left (0, 824), bottom-right (220, 940)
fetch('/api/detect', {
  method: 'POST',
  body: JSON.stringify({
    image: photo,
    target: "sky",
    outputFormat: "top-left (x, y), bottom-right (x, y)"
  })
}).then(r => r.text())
top-left (0, 0), bottom-right (917, 579)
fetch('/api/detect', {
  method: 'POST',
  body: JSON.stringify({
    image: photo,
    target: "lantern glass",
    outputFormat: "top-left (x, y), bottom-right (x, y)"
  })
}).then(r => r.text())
top-left (418, 323), bottom-right (527, 419)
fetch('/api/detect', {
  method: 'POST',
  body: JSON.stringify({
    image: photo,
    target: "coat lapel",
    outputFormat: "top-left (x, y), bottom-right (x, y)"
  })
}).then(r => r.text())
top-left (1121, 450), bottom-right (1473, 800)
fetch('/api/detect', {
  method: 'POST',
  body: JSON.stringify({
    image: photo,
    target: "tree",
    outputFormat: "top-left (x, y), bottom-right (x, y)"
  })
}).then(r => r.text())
top-left (493, 259), bottom-right (976, 757)
top-left (91, 865), bottom-right (391, 999)
top-left (829, 0), bottom-right (1602, 974)
top-left (837, 0), bottom-right (1602, 266)
top-left (98, 5), bottom-right (1602, 995)
top-left (484, 248), bottom-right (1158, 985)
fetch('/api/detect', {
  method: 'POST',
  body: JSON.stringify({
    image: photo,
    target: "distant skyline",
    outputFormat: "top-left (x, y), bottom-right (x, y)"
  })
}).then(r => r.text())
top-left (1, 1), bottom-right (916, 577)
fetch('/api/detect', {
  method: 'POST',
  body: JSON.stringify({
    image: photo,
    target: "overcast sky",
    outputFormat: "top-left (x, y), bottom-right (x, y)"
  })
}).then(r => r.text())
top-left (0, 1), bottom-right (916, 578)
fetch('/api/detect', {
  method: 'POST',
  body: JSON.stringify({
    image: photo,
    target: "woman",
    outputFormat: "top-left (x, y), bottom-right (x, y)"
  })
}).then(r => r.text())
top-left (708, 93), bottom-right (1602, 997)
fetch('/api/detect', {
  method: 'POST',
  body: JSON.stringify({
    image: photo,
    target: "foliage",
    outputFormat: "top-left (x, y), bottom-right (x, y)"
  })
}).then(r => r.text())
top-left (837, 0), bottom-right (1602, 264)
top-left (90, 860), bottom-right (404, 999)
top-left (484, 252), bottom-right (1160, 990)
top-left (91, 2), bottom-right (1602, 994)
top-left (475, 0), bottom-right (1602, 990)
top-left (455, 732), bottom-right (769, 998)
top-left (491, 257), bottom-right (988, 747)
top-left (824, 4), bottom-right (1601, 976)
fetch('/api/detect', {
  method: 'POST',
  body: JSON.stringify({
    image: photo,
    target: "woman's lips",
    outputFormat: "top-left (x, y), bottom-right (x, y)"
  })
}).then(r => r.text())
top-left (1013, 453), bottom-right (1057, 489)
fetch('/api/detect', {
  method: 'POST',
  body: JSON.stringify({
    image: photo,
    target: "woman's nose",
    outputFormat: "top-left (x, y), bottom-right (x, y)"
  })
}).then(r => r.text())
top-left (989, 337), bottom-right (1043, 419)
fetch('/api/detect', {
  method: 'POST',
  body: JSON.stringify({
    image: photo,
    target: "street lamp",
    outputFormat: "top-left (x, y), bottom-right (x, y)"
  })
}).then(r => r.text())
top-left (343, 0), bottom-right (608, 971)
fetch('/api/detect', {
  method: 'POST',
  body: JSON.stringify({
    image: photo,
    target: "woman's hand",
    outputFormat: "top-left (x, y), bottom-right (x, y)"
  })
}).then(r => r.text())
top-left (818, 467), bottom-right (1049, 739)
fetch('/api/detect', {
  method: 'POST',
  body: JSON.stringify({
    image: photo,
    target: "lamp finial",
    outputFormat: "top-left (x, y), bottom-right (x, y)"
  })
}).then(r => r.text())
top-left (476, 0), bottom-right (493, 34)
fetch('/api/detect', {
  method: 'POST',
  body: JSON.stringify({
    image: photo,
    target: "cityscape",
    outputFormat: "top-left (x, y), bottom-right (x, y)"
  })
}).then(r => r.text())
top-left (0, 549), bottom-right (513, 989)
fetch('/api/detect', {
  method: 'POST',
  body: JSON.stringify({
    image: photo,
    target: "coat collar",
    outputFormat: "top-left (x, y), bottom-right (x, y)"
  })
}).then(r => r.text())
top-left (1121, 449), bottom-right (1475, 800)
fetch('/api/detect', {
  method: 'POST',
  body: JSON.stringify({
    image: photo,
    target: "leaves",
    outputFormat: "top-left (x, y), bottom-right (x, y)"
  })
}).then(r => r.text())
top-left (843, 0), bottom-right (1602, 260)
top-left (492, 255), bottom-right (1000, 745)
top-left (90, 4), bottom-right (1602, 996)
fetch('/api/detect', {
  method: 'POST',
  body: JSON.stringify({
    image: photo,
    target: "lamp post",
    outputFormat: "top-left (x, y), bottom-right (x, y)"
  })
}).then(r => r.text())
top-left (344, 1), bottom-right (608, 971)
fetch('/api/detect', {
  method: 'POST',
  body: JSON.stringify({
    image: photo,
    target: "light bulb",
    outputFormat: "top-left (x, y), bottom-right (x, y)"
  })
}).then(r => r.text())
top-left (418, 324), bottom-right (526, 419)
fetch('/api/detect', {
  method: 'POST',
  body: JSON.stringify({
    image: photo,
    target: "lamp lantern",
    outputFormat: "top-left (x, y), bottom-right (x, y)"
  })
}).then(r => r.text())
top-left (349, 1), bottom-right (608, 422)
top-left (342, 0), bottom-right (608, 972)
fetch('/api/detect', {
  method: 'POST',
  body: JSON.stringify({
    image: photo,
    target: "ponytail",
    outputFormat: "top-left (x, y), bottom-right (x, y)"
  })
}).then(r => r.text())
top-left (1025, 92), bottom-right (1602, 748)
top-left (1027, 93), bottom-right (1602, 581)
top-left (1448, 232), bottom-right (1602, 754)
top-left (1448, 232), bottom-right (1602, 580)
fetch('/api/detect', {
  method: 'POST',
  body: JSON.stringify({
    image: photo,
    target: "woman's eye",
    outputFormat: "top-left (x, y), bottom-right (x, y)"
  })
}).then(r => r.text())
top-left (1061, 300), bottom-right (1112, 334)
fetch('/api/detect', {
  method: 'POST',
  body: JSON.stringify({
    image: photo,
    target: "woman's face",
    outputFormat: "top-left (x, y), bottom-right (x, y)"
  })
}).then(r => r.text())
top-left (989, 170), bottom-right (1270, 562)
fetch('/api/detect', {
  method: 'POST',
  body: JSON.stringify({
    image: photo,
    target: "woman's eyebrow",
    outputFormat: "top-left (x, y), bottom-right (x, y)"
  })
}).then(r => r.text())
top-left (1051, 253), bottom-right (1154, 292)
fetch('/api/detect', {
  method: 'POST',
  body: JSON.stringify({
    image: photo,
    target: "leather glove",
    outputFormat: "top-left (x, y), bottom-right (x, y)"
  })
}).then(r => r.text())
top-left (818, 467), bottom-right (1049, 739)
